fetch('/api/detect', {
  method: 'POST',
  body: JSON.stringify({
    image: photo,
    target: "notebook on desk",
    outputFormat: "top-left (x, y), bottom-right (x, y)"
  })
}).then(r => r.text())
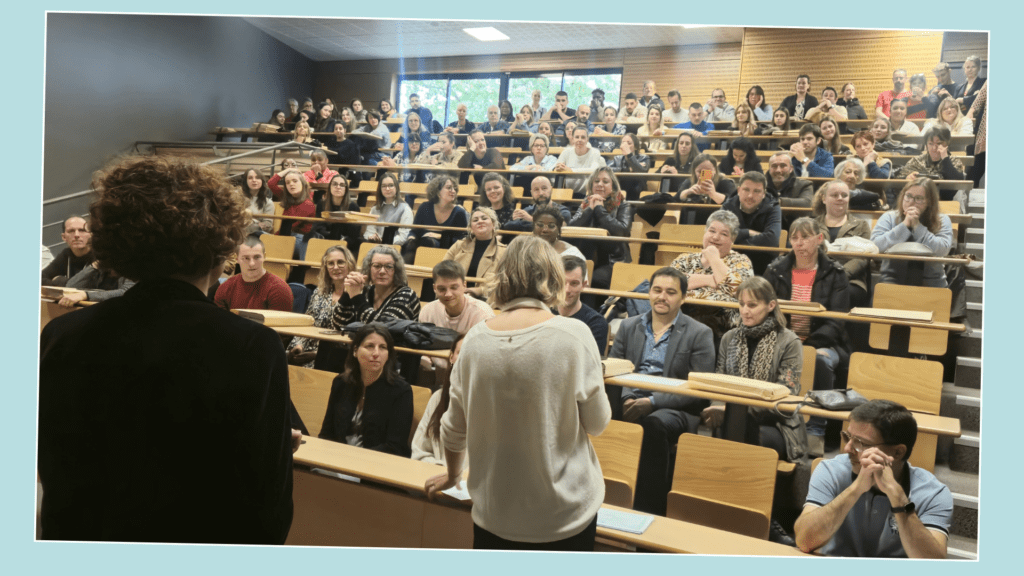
top-left (686, 372), bottom-right (790, 401)
top-left (849, 307), bottom-right (934, 323)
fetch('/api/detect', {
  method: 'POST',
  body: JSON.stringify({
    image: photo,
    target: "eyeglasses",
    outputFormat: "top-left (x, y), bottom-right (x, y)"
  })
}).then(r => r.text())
top-left (371, 263), bottom-right (395, 272)
top-left (380, 183), bottom-right (396, 189)
top-left (326, 261), bottom-right (348, 268)
top-left (903, 194), bottom-right (928, 205)
top-left (840, 430), bottom-right (888, 453)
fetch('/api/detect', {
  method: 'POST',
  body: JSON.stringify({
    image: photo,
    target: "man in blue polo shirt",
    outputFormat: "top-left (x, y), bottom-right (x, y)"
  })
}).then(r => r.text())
top-left (673, 103), bottom-right (712, 151)
top-left (794, 399), bottom-right (953, 558)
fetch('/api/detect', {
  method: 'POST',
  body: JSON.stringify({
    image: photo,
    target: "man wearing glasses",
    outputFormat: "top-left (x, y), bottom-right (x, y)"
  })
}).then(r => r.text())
top-left (794, 400), bottom-right (953, 558)
top-left (703, 88), bottom-right (735, 122)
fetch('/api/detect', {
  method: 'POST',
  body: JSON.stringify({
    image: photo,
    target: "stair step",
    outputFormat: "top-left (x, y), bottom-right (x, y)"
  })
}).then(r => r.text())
top-left (964, 242), bottom-right (984, 259)
top-left (950, 437), bottom-right (979, 475)
top-left (966, 302), bottom-right (983, 330)
top-left (957, 329), bottom-right (982, 358)
top-left (941, 383), bottom-right (980, 432)
top-left (954, 355), bottom-right (981, 389)
top-left (966, 279), bottom-right (983, 304)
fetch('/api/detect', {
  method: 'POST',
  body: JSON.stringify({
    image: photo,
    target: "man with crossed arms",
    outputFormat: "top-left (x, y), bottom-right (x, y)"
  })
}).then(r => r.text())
top-left (794, 399), bottom-right (952, 558)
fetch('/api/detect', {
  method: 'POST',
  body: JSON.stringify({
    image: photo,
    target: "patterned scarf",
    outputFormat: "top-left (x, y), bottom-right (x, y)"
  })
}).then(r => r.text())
top-left (729, 314), bottom-right (779, 382)
top-left (603, 190), bottom-right (623, 212)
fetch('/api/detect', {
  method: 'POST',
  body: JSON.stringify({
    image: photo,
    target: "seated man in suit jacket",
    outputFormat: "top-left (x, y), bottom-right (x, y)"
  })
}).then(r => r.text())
top-left (608, 267), bottom-right (715, 516)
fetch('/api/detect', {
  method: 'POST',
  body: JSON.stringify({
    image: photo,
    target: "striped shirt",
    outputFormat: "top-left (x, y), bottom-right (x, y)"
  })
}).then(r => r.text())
top-left (790, 268), bottom-right (816, 340)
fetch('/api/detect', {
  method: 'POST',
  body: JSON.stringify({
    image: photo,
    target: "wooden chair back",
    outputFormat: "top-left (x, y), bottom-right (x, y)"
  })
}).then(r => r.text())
top-left (660, 223), bottom-right (705, 246)
top-left (609, 262), bottom-right (661, 293)
top-left (302, 238), bottom-right (347, 285)
top-left (409, 385), bottom-right (433, 446)
top-left (409, 247), bottom-right (450, 297)
top-left (779, 229), bottom-right (789, 249)
top-left (798, 345), bottom-right (816, 422)
top-left (847, 352), bottom-right (943, 471)
top-left (289, 365), bottom-right (335, 438)
top-left (550, 188), bottom-right (574, 202)
top-left (667, 434), bottom-right (778, 539)
top-left (868, 284), bottom-right (952, 355)
top-left (261, 234), bottom-right (296, 281)
top-left (272, 204), bottom-right (285, 234)
top-left (589, 420), bottom-right (643, 508)
top-left (356, 243), bottom-right (403, 269)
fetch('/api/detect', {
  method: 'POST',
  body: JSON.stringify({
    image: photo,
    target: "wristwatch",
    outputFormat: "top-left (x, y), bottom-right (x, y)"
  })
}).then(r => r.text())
top-left (891, 501), bottom-right (916, 515)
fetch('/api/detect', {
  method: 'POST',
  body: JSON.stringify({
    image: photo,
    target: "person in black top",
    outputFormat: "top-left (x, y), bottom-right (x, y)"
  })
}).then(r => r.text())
top-left (311, 174), bottom-right (362, 253)
top-left (457, 129), bottom-right (505, 187)
top-left (718, 137), bottom-right (763, 176)
top-left (320, 323), bottom-right (413, 456)
top-left (558, 256), bottom-right (608, 356)
top-left (42, 216), bottom-right (93, 286)
top-left (779, 75), bottom-right (819, 120)
top-left (39, 155), bottom-right (297, 544)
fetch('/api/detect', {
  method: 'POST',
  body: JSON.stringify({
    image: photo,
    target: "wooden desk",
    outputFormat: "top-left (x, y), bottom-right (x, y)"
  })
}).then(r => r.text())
top-left (272, 325), bottom-right (450, 359)
top-left (604, 375), bottom-right (960, 439)
top-left (288, 436), bottom-right (809, 555)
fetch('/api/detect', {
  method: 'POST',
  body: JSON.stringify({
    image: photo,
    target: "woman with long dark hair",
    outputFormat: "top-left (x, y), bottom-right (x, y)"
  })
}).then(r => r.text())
top-left (239, 168), bottom-right (274, 235)
top-left (319, 323), bottom-right (413, 456)
top-left (718, 137), bottom-right (762, 175)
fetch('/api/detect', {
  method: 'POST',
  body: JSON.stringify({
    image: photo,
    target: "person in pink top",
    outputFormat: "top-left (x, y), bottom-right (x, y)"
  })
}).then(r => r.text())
top-left (302, 149), bottom-right (338, 189)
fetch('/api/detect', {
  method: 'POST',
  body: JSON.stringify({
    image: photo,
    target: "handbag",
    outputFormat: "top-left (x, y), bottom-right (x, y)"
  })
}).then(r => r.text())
top-left (774, 389), bottom-right (868, 419)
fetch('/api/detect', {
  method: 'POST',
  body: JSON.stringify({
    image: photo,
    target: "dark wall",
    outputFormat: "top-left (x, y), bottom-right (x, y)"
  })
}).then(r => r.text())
top-left (43, 14), bottom-right (314, 245)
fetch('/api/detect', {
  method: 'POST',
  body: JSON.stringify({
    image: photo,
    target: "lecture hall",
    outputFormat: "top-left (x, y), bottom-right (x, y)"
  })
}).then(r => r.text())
top-left (38, 14), bottom-right (986, 559)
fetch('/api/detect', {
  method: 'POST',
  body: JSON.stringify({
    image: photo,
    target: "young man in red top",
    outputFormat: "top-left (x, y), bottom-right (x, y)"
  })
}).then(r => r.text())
top-left (214, 236), bottom-right (293, 312)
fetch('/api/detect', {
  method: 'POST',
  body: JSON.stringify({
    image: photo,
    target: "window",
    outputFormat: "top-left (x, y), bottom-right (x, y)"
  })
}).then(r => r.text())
top-left (447, 77), bottom-right (501, 127)
top-left (397, 78), bottom-right (448, 128)
top-left (563, 72), bottom-right (621, 116)
top-left (398, 69), bottom-right (622, 127)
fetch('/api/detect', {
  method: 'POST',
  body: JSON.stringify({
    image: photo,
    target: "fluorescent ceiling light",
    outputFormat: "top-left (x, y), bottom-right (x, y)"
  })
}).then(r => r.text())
top-left (463, 27), bottom-right (509, 41)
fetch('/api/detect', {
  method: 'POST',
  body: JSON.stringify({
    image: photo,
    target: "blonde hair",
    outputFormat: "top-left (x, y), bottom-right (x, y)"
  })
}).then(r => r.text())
top-left (467, 206), bottom-right (499, 235)
top-left (486, 235), bottom-right (565, 309)
top-left (317, 245), bottom-right (356, 294)
top-left (934, 96), bottom-right (969, 134)
top-left (732, 102), bottom-right (757, 136)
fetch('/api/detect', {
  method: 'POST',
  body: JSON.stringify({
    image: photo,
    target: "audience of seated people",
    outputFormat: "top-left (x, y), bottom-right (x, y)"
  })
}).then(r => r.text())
top-left (47, 61), bottom-right (986, 553)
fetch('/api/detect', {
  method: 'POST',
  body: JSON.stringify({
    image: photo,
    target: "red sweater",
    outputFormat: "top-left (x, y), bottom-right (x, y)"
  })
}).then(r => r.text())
top-left (214, 272), bottom-right (293, 312)
top-left (280, 199), bottom-right (316, 235)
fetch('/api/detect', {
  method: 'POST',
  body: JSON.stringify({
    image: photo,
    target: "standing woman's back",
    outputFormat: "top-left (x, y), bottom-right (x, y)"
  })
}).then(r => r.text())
top-left (432, 235), bottom-right (610, 550)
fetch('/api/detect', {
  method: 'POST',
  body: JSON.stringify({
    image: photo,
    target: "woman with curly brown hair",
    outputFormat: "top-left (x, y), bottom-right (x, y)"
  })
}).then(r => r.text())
top-left (39, 155), bottom-right (297, 544)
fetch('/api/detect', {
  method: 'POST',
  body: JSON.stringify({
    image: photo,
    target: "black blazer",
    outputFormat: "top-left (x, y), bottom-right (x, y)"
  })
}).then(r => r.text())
top-left (320, 373), bottom-right (413, 457)
top-left (38, 278), bottom-right (294, 544)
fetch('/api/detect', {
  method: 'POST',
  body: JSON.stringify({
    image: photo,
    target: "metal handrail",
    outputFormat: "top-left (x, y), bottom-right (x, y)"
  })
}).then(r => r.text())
top-left (42, 141), bottom-right (319, 207)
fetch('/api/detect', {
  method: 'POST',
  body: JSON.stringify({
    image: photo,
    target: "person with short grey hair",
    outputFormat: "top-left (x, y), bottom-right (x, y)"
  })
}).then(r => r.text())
top-left (670, 209), bottom-right (753, 337)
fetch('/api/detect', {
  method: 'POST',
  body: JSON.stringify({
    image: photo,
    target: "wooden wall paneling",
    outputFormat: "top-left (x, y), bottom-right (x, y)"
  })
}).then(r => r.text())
top-left (739, 29), bottom-right (942, 120)
top-left (742, 28), bottom-right (941, 46)
top-left (621, 43), bottom-right (742, 110)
